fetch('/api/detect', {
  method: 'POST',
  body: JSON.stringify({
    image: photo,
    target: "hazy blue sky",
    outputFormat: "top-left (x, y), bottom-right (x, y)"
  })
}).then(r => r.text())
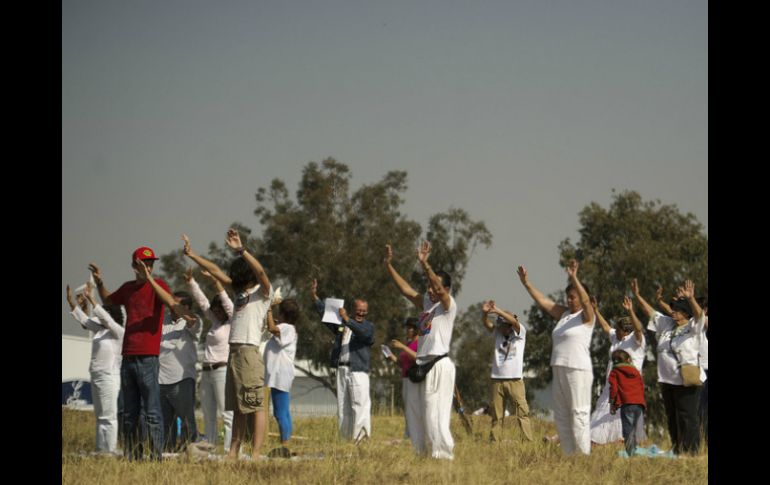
top-left (62, 0), bottom-right (707, 336)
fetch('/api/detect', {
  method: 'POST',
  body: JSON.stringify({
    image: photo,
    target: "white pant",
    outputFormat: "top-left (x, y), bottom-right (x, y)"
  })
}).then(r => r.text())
top-left (402, 377), bottom-right (420, 439)
top-left (91, 370), bottom-right (120, 453)
top-left (336, 367), bottom-right (371, 441)
top-left (200, 366), bottom-right (233, 451)
top-left (552, 366), bottom-right (593, 455)
top-left (411, 357), bottom-right (455, 460)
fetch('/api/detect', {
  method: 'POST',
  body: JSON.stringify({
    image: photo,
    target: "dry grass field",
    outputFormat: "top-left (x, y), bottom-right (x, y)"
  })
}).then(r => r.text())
top-left (62, 408), bottom-right (707, 484)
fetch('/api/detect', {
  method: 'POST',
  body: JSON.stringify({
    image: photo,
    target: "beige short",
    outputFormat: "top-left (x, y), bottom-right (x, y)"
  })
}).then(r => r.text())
top-left (225, 345), bottom-right (265, 414)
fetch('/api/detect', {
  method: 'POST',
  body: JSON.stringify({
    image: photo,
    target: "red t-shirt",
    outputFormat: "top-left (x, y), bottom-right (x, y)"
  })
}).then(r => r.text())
top-left (109, 278), bottom-right (170, 356)
top-left (399, 339), bottom-right (419, 378)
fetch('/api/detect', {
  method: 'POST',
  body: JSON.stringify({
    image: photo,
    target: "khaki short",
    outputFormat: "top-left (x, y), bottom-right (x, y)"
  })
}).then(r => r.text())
top-left (225, 345), bottom-right (265, 414)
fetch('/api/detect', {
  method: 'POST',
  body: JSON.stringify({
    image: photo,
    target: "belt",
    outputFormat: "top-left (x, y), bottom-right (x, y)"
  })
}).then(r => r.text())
top-left (338, 362), bottom-right (350, 367)
top-left (202, 362), bottom-right (228, 371)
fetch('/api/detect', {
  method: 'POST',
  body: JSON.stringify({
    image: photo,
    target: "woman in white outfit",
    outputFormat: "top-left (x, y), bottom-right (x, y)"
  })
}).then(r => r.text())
top-left (517, 259), bottom-right (595, 455)
top-left (66, 283), bottom-right (125, 454)
top-left (589, 295), bottom-right (646, 445)
top-left (184, 267), bottom-right (234, 452)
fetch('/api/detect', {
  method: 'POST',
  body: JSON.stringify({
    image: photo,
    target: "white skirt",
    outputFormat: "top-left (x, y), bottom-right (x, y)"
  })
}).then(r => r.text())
top-left (590, 381), bottom-right (646, 444)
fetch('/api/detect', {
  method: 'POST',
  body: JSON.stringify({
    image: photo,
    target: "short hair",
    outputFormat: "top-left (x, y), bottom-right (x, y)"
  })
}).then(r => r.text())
top-left (404, 317), bottom-right (419, 330)
top-left (615, 316), bottom-right (634, 333)
top-left (278, 299), bottom-right (300, 325)
top-left (173, 291), bottom-right (193, 309)
top-left (435, 270), bottom-right (452, 289)
top-left (611, 349), bottom-right (631, 364)
top-left (229, 257), bottom-right (258, 293)
top-left (669, 298), bottom-right (693, 318)
top-left (565, 283), bottom-right (590, 297)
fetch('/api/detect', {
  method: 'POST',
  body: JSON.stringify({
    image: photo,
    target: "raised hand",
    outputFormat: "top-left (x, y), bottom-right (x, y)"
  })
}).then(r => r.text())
top-left (590, 295), bottom-right (598, 309)
top-left (339, 307), bottom-right (349, 322)
top-left (135, 258), bottom-right (152, 280)
top-left (200, 269), bottom-right (215, 280)
top-left (383, 244), bottom-right (393, 265)
top-left (566, 259), bottom-right (579, 279)
top-left (655, 285), bottom-right (664, 301)
top-left (416, 240), bottom-right (431, 264)
top-left (630, 278), bottom-right (640, 295)
top-left (516, 266), bottom-right (528, 285)
top-left (390, 339), bottom-right (405, 350)
top-left (481, 300), bottom-right (493, 313)
top-left (682, 279), bottom-right (695, 299)
top-left (66, 284), bottom-right (75, 308)
top-left (225, 228), bottom-right (243, 252)
top-left (311, 278), bottom-right (319, 300)
top-left (88, 263), bottom-right (103, 285)
top-left (674, 286), bottom-right (685, 299)
top-left (182, 234), bottom-right (195, 257)
top-left (184, 267), bottom-right (194, 282)
top-left (622, 295), bottom-right (633, 312)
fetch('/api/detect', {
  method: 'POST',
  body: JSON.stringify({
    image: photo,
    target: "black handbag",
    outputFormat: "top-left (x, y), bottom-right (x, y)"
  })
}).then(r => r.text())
top-left (407, 354), bottom-right (448, 383)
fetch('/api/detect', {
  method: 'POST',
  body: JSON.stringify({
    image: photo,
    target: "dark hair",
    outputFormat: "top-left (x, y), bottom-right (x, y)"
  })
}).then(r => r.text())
top-left (209, 294), bottom-right (227, 315)
top-left (278, 299), bottom-right (300, 325)
top-left (104, 304), bottom-right (125, 326)
top-left (404, 317), bottom-right (419, 330)
top-left (229, 257), bottom-right (258, 293)
top-left (435, 270), bottom-right (452, 289)
top-left (614, 316), bottom-right (634, 333)
top-left (611, 349), bottom-right (631, 364)
top-left (669, 298), bottom-right (693, 318)
top-left (173, 291), bottom-right (193, 309)
top-left (565, 283), bottom-right (590, 297)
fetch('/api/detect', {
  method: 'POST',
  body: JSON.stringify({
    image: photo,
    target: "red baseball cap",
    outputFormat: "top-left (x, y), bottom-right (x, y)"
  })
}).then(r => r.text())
top-left (132, 246), bottom-right (159, 262)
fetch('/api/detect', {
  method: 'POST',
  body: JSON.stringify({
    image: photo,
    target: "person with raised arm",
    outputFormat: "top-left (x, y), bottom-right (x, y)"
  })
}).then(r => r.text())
top-left (66, 281), bottom-right (125, 454)
top-left (180, 230), bottom-right (273, 461)
top-left (480, 300), bottom-right (534, 442)
top-left (384, 241), bottom-right (457, 460)
top-left (516, 259), bottom-right (595, 455)
top-left (589, 295), bottom-right (647, 446)
top-left (636, 278), bottom-right (705, 455)
top-left (310, 278), bottom-right (375, 443)
top-left (384, 318), bottom-right (420, 440)
top-left (183, 266), bottom-right (234, 453)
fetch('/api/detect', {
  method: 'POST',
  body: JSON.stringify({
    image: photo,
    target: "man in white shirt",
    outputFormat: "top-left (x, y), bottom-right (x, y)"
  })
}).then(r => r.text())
top-left (480, 301), bottom-right (534, 442)
top-left (384, 241), bottom-right (458, 460)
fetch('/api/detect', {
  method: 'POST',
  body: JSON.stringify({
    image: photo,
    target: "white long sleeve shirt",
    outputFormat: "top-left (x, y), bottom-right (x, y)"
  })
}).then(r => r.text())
top-left (188, 278), bottom-right (232, 364)
top-left (70, 305), bottom-right (124, 374)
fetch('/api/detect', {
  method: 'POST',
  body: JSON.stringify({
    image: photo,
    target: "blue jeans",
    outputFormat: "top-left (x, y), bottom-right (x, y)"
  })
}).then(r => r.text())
top-left (160, 378), bottom-right (198, 451)
top-left (121, 356), bottom-right (164, 461)
top-left (620, 404), bottom-right (644, 456)
top-left (271, 388), bottom-right (292, 442)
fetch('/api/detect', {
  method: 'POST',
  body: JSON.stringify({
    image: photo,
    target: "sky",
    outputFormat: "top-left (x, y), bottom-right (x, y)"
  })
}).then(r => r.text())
top-left (62, 0), bottom-right (707, 337)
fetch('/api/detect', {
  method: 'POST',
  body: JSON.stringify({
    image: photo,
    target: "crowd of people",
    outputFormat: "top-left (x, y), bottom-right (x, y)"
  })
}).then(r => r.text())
top-left (66, 230), bottom-right (708, 461)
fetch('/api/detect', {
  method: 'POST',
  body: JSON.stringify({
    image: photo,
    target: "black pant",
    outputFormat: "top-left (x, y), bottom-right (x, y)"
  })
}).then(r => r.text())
top-left (660, 383), bottom-right (702, 455)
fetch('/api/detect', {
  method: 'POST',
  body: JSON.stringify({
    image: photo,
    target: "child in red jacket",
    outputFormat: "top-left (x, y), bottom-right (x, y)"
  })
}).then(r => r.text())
top-left (609, 349), bottom-right (646, 456)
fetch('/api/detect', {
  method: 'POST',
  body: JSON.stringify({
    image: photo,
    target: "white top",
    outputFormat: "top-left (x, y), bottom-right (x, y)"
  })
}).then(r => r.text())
top-left (229, 284), bottom-right (274, 347)
top-left (490, 323), bottom-right (527, 379)
top-left (416, 294), bottom-right (457, 363)
top-left (159, 313), bottom-right (202, 385)
top-left (606, 329), bottom-right (646, 376)
top-left (339, 326), bottom-right (352, 363)
top-left (264, 323), bottom-right (298, 392)
top-left (70, 305), bottom-right (124, 375)
top-left (188, 279), bottom-right (233, 364)
top-left (647, 311), bottom-right (707, 385)
top-left (550, 309), bottom-right (595, 371)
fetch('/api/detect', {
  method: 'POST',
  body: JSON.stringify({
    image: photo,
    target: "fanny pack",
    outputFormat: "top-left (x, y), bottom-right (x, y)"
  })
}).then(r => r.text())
top-left (407, 354), bottom-right (448, 383)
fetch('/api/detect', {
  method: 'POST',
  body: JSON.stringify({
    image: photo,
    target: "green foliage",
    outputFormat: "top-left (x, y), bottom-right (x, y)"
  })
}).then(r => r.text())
top-left (522, 190), bottom-right (708, 431)
top-left (159, 158), bottom-right (492, 397)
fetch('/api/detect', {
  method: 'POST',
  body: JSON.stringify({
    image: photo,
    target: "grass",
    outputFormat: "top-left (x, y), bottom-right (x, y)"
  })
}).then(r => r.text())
top-left (62, 408), bottom-right (707, 484)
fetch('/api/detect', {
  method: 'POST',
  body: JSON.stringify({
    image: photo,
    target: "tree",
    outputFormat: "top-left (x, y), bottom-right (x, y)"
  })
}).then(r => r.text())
top-left (521, 189), bottom-right (708, 432)
top-left (159, 158), bottom-right (492, 399)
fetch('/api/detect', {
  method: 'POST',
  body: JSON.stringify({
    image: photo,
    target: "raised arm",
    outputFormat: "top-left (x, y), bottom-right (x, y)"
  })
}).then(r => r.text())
top-left (88, 263), bottom-right (111, 304)
top-left (490, 302), bottom-right (522, 334)
top-left (383, 244), bottom-right (422, 310)
top-left (591, 296), bottom-right (612, 336)
top-left (266, 307), bottom-right (280, 337)
top-left (186, 270), bottom-right (211, 314)
top-left (417, 241), bottom-right (451, 311)
top-left (339, 308), bottom-right (375, 344)
top-left (517, 265), bottom-right (567, 320)
top-left (135, 259), bottom-right (195, 320)
top-left (655, 285), bottom-right (673, 316)
top-left (480, 300), bottom-right (495, 333)
top-left (182, 233), bottom-right (232, 286)
top-left (566, 260), bottom-right (594, 324)
top-left (390, 339), bottom-right (417, 361)
top-left (622, 296), bottom-right (644, 345)
top-left (225, 229), bottom-right (270, 297)
top-left (630, 278), bottom-right (655, 318)
top-left (89, 297), bottom-right (125, 340)
top-left (681, 279), bottom-right (703, 321)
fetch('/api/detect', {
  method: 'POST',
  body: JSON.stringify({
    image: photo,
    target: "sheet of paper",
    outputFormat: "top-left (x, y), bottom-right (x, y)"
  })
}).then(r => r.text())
top-left (322, 298), bottom-right (345, 325)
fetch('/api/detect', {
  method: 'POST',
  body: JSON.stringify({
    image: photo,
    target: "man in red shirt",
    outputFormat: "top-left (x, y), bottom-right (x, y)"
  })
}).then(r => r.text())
top-left (90, 247), bottom-right (189, 461)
